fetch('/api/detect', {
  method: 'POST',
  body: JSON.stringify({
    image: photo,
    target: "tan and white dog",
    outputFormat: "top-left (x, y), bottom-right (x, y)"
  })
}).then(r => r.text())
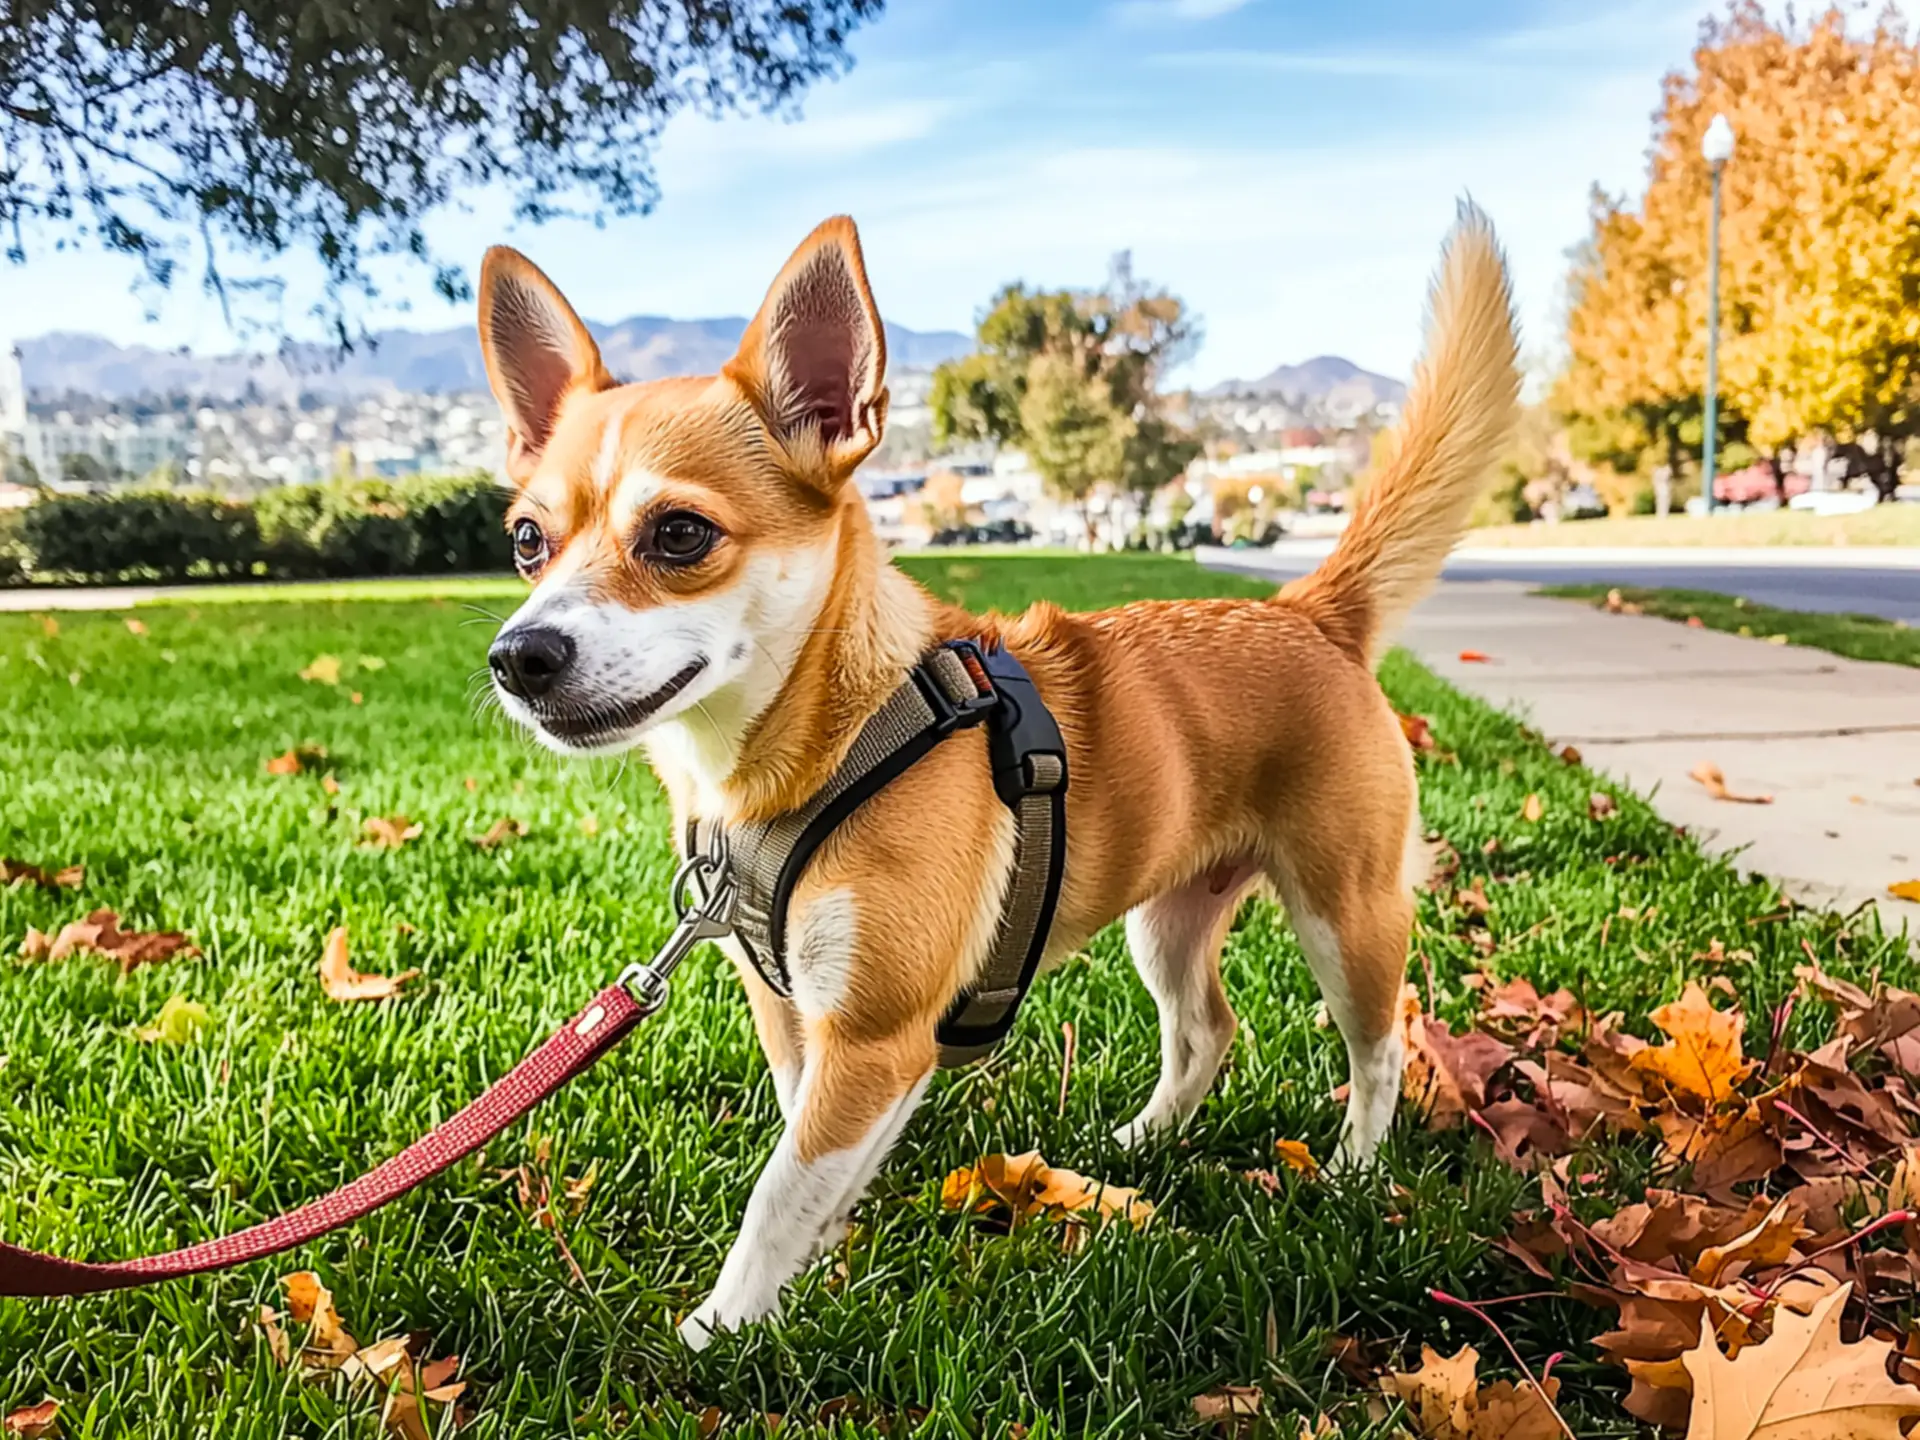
top-left (478, 209), bottom-right (1520, 1346)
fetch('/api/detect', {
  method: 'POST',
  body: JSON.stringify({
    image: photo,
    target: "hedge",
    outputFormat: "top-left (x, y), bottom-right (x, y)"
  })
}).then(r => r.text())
top-left (2, 473), bottom-right (512, 585)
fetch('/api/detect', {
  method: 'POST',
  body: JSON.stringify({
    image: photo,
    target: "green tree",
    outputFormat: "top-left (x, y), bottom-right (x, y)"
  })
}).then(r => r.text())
top-left (1, 0), bottom-right (882, 338)
top-left (931, 253), bottom-right (1200, 544)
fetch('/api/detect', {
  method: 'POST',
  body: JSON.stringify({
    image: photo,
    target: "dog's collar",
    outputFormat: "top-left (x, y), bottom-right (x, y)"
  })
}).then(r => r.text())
top-left (690, 639), bottom-right (1069, 1067)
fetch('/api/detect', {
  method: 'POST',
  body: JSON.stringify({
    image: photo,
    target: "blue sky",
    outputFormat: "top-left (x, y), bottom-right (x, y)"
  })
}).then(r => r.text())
top-left (0, 0), bottom-right (1707, 388)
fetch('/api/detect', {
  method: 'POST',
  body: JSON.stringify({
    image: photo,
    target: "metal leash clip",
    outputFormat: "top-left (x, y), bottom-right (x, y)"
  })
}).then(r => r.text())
top-left (618, 825), bottom-right (737, 1015)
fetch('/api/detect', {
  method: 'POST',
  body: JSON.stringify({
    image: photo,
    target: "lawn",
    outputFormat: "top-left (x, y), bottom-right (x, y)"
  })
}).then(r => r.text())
top-left (1, 553), bottom-right (1910, 1438)
top-left (1539, 583), bottom-right (1920, 669)
top-left (1467, 504), bottom-right (1920, 548)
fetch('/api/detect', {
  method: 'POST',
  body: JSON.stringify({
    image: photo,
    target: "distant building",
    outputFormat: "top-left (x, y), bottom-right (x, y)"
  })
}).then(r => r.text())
top-left (22, 410), bottom-right (191, 483)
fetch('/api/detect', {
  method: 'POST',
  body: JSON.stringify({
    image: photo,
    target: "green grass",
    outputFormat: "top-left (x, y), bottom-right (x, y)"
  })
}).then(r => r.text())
top-left (1468, 504), bottom-right (1920, 548)
top-left (1, 553), bottom-right (1908, 1438)
top-left (1539, 582), bottom-right (1920, 668)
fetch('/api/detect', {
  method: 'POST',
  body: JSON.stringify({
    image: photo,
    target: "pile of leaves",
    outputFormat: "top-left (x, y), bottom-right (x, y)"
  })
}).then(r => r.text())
top-left (1393, 958), bottom-right (1920, 1432)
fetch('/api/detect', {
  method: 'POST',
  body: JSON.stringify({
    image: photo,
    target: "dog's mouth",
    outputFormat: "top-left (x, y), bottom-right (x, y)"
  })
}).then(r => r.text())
top-left (529, 659), bottom-right (709, 746)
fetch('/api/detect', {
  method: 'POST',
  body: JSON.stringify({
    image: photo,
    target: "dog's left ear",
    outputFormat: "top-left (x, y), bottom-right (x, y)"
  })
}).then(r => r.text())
top-left (725, 215), bottom-right (889, 486)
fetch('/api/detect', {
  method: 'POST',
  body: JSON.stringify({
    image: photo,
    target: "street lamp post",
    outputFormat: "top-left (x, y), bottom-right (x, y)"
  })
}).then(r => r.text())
top-left (1701, 113), bottom-right (1736, 515)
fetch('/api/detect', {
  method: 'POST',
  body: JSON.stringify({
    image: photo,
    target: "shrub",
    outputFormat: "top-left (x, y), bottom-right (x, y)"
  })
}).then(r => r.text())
top-left (0, 510), bottom-right (25, 586)
top-left (19, 492), bottom-right (259, 581)
top-left (406, 473), bottom-right (510, 573)
top-left (15, 472), bottom-right (512, 584)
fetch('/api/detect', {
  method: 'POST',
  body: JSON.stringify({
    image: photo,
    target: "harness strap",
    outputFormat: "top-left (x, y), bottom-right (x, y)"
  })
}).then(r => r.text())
top-left (700, 640), bottom-right (1067, 1068)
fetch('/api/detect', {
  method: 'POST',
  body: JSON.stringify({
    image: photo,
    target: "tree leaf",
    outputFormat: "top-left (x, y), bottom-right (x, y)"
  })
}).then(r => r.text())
top-left (318, 926), bottom-right (419, 1002)
top-left (1679, 1282), bottom-right (1920, 1438)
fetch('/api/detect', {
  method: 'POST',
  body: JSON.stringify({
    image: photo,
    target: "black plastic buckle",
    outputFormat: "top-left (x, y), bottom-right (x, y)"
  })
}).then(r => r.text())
top-left (974, 643), bottom-right (1068, 807)
top-left (915, 639), bottom-right (1000, 735)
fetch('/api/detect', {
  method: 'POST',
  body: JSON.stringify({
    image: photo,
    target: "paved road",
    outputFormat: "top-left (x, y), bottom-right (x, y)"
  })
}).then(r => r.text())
top-left (1203, 542), bottom-right (1920, 623)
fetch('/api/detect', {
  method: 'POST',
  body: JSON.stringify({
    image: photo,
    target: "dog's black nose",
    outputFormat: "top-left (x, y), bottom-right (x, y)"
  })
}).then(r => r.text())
top-left (489, 626), bottom-right (574, 701)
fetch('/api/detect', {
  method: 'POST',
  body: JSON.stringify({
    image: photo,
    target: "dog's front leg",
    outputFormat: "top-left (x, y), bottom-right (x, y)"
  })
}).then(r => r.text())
top-left (680, 1026), bottom-right (934, 1349)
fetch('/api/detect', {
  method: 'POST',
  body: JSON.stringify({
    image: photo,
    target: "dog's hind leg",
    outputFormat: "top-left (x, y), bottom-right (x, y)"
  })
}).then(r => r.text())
top-left (1112, 865), bottom-right (1254, 1149)
top-left (1277, 877), bottom-right (1411, 1168)
top-left (680, 1024), bottom-right (935, 1350)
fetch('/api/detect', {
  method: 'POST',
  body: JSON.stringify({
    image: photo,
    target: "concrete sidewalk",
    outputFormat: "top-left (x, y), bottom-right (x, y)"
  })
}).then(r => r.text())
top-left (1391, 582), bottom-right (1919, 927)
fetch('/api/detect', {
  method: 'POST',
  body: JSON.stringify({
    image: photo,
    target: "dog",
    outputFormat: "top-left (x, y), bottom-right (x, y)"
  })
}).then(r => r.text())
top-left (478, 208), bottom-right (1521, 1347)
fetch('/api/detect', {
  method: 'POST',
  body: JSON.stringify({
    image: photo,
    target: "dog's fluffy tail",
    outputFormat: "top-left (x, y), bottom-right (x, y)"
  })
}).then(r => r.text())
top-left (1280, 203), bottom-right (1521, 667)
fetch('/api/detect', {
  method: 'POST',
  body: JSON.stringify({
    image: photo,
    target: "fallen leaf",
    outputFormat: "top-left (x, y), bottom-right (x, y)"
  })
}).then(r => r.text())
top-left (941, 1151), bottom-right (1154, 1229)
top-left (1398, 710), bottom-right (1437, 751)
top-left (1458, 650), bottom-right (1494, 663)
top-left (469, 817), bottom-right (528, 850)
top-left (0, 858), bottom-right (83, 891)
top-left (1557, 744), bottom-right (1583, 765)
top-left (264, 744), bottom-right (328, 775)
top-left (1273, 1138), bottom-right (1319, 1176)
top-left (1689, 762), bottom-right (1773, 806)
top-left (21, 908), bottom-right (199, 972)
top-left (360, 816), bottom-right (423, 849)
top-left (1520, 793), bottom-right (1545, 823)
top-left (1588, 792), bottom-right (1618, 820)
top-left (321, 774), bottom-right (341, 796)
top-left (1381, 1343), bottom-right (1562, 1440)
top-left (3, 1402), bottom-right (60, 1439)
top-left (1679, 1282), bottom-right (1920, 1438)
top-left (1631, 981), bottom-right (1753, 1107)
top-left (1765, 633), bottom-right (1789, 645)
top-left (1454, 881), bottom-right (1493, 917)
top-left (1192, 1386), bottom-right (1261, 1432)
top-left (134, 994), bottom-right (211, 1044)
top-left (578, 813), bottom-right (601, 837)
top-left (300, 654), bottom-right (343, 685)
top-left (123, 616), bottom-right (148, 636)
top-left (1689, 1198), bottom-right (1806, 1288)
top-left (283, 1271), bottom-right (360, 1372)
top-left (1890, 881), bottom-right (1920, 904)
top-left (350, 691), bottom-right (363, 705)
top-left (38, 615), bottom-right (58, 638)
top-left (318, 926), bottom-right (419, 1002)
top-left (259, 1305), bottom-right (291, 1367)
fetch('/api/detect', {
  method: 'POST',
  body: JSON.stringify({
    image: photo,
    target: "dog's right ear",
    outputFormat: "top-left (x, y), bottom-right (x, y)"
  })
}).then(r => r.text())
top-left (478, 247), bottom-right (613, 483)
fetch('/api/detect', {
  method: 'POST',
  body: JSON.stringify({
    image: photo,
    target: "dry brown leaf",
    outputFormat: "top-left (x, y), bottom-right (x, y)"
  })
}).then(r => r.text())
top-left (1381, 1343), bottom-right (1562, 1440)
top-left (321, 774), bottom-right (341, 796)
top-left (1689, 1199), bottom-right (1807, 1287)
top-left (1459, 649), bottom-right (1494, 663)
top-left (318, 926), bottom-right (419, 1002)
top-left (1273, 1138), bottom-right (1319, 1176)
top-left (259, 1305), bottom-right (291, 1367)
top-left (1520, 793), bottom-right (1545, 823)
top-left (469, 816), bottom-right (527, 849)
top-left (17, 907), bottom-right (198, 972)
top-left (1679, 1282), bottom-right (1920, 1438)
top-left (283, 1270), bottom-right (360, 1373)
top-left (3, 1402), bottom-right (60, 1439)
top-left (1558, 744), bottom-right (1583, 765)
top-left (360, 816), bottom-right (423, 850)
top-left (1631, 981), bottom-right (1753, 1107)
top-left (1689, 762), bottom-right (1773, 806)
top-left (1589, 792), bottom-right (1618, 820)
top-left (1192, 1386), bottom-right (1262, 1432)
top-left (299, 654), bottom-right (343, 685)
top-left (38, 615), bottom-right (58, 638)
top-left (0, 858), bottom-right (83, 891)
top-left (264, 744), bottom-right (328, 775)
top-left (123, 616), bottom-right (148, 636)
top-left (1454, 881), bottom-right (1492, 917)
top-left (1398, 710), bottom-right (1438, 751)
top-left (940, 1151), bottom-right (1154, 1229)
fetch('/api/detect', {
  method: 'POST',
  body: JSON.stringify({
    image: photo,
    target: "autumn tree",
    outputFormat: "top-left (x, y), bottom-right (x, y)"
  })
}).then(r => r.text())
top-left (1, 0), bottom-right (882, 338)
top-left (930, 254), bottom-right (1201, 543)
top-left (1557, 3), bottom-right (1920, 504)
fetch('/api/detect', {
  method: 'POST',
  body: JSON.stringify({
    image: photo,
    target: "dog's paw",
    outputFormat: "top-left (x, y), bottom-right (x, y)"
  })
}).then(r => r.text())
top-left (678, 1306), bottom-right (723, 1352)
top-left (1111, 1116), bottom-right (1156, 1150)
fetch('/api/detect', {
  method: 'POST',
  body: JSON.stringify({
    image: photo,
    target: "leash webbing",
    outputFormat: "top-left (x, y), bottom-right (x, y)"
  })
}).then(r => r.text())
top-left (0, 984), bottom-right (646, 1298)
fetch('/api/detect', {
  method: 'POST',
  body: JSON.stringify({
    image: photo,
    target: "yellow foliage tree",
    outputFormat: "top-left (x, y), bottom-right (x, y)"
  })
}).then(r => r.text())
top-left (1558, 3), bottom-right (1920, 502)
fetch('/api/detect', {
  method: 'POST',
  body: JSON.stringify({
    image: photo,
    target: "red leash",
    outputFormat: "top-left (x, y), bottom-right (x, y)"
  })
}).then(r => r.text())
top-left (1, 841), bottom-right (737, 1300)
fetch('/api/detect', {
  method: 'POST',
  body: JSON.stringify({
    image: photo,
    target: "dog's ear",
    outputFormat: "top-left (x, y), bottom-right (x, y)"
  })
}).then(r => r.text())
top-left (725, 216), bottom-right (889, 487)
top-left (478, 247), bottom-right (614, 483)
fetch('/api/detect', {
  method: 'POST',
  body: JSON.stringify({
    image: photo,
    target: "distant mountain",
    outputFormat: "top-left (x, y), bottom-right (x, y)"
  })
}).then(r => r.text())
top-left (17, 317), bottom-right (974, 402)
top-left (1205, 355), bottom-right (1406, 412)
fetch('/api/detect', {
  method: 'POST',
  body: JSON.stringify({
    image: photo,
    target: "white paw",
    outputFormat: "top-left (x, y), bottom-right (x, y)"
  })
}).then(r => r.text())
top-left (1112, 1114), bottom-right (1161, 1150)
top-left (678, 1293), bottom-right (781, 1350)
top-left (678, 1305), bottom-right (723, 1352)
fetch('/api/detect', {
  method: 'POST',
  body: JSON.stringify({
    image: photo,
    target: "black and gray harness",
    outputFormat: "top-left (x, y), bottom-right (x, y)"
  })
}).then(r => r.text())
top-left (688, 640), bottom-right (1068, 1067)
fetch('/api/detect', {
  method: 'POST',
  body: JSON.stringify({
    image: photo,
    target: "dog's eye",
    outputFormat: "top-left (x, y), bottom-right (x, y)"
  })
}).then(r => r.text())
top-left (648, 511), bottom-right (717, 565)
top-left (511, 518), bottom-right (548, 572)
